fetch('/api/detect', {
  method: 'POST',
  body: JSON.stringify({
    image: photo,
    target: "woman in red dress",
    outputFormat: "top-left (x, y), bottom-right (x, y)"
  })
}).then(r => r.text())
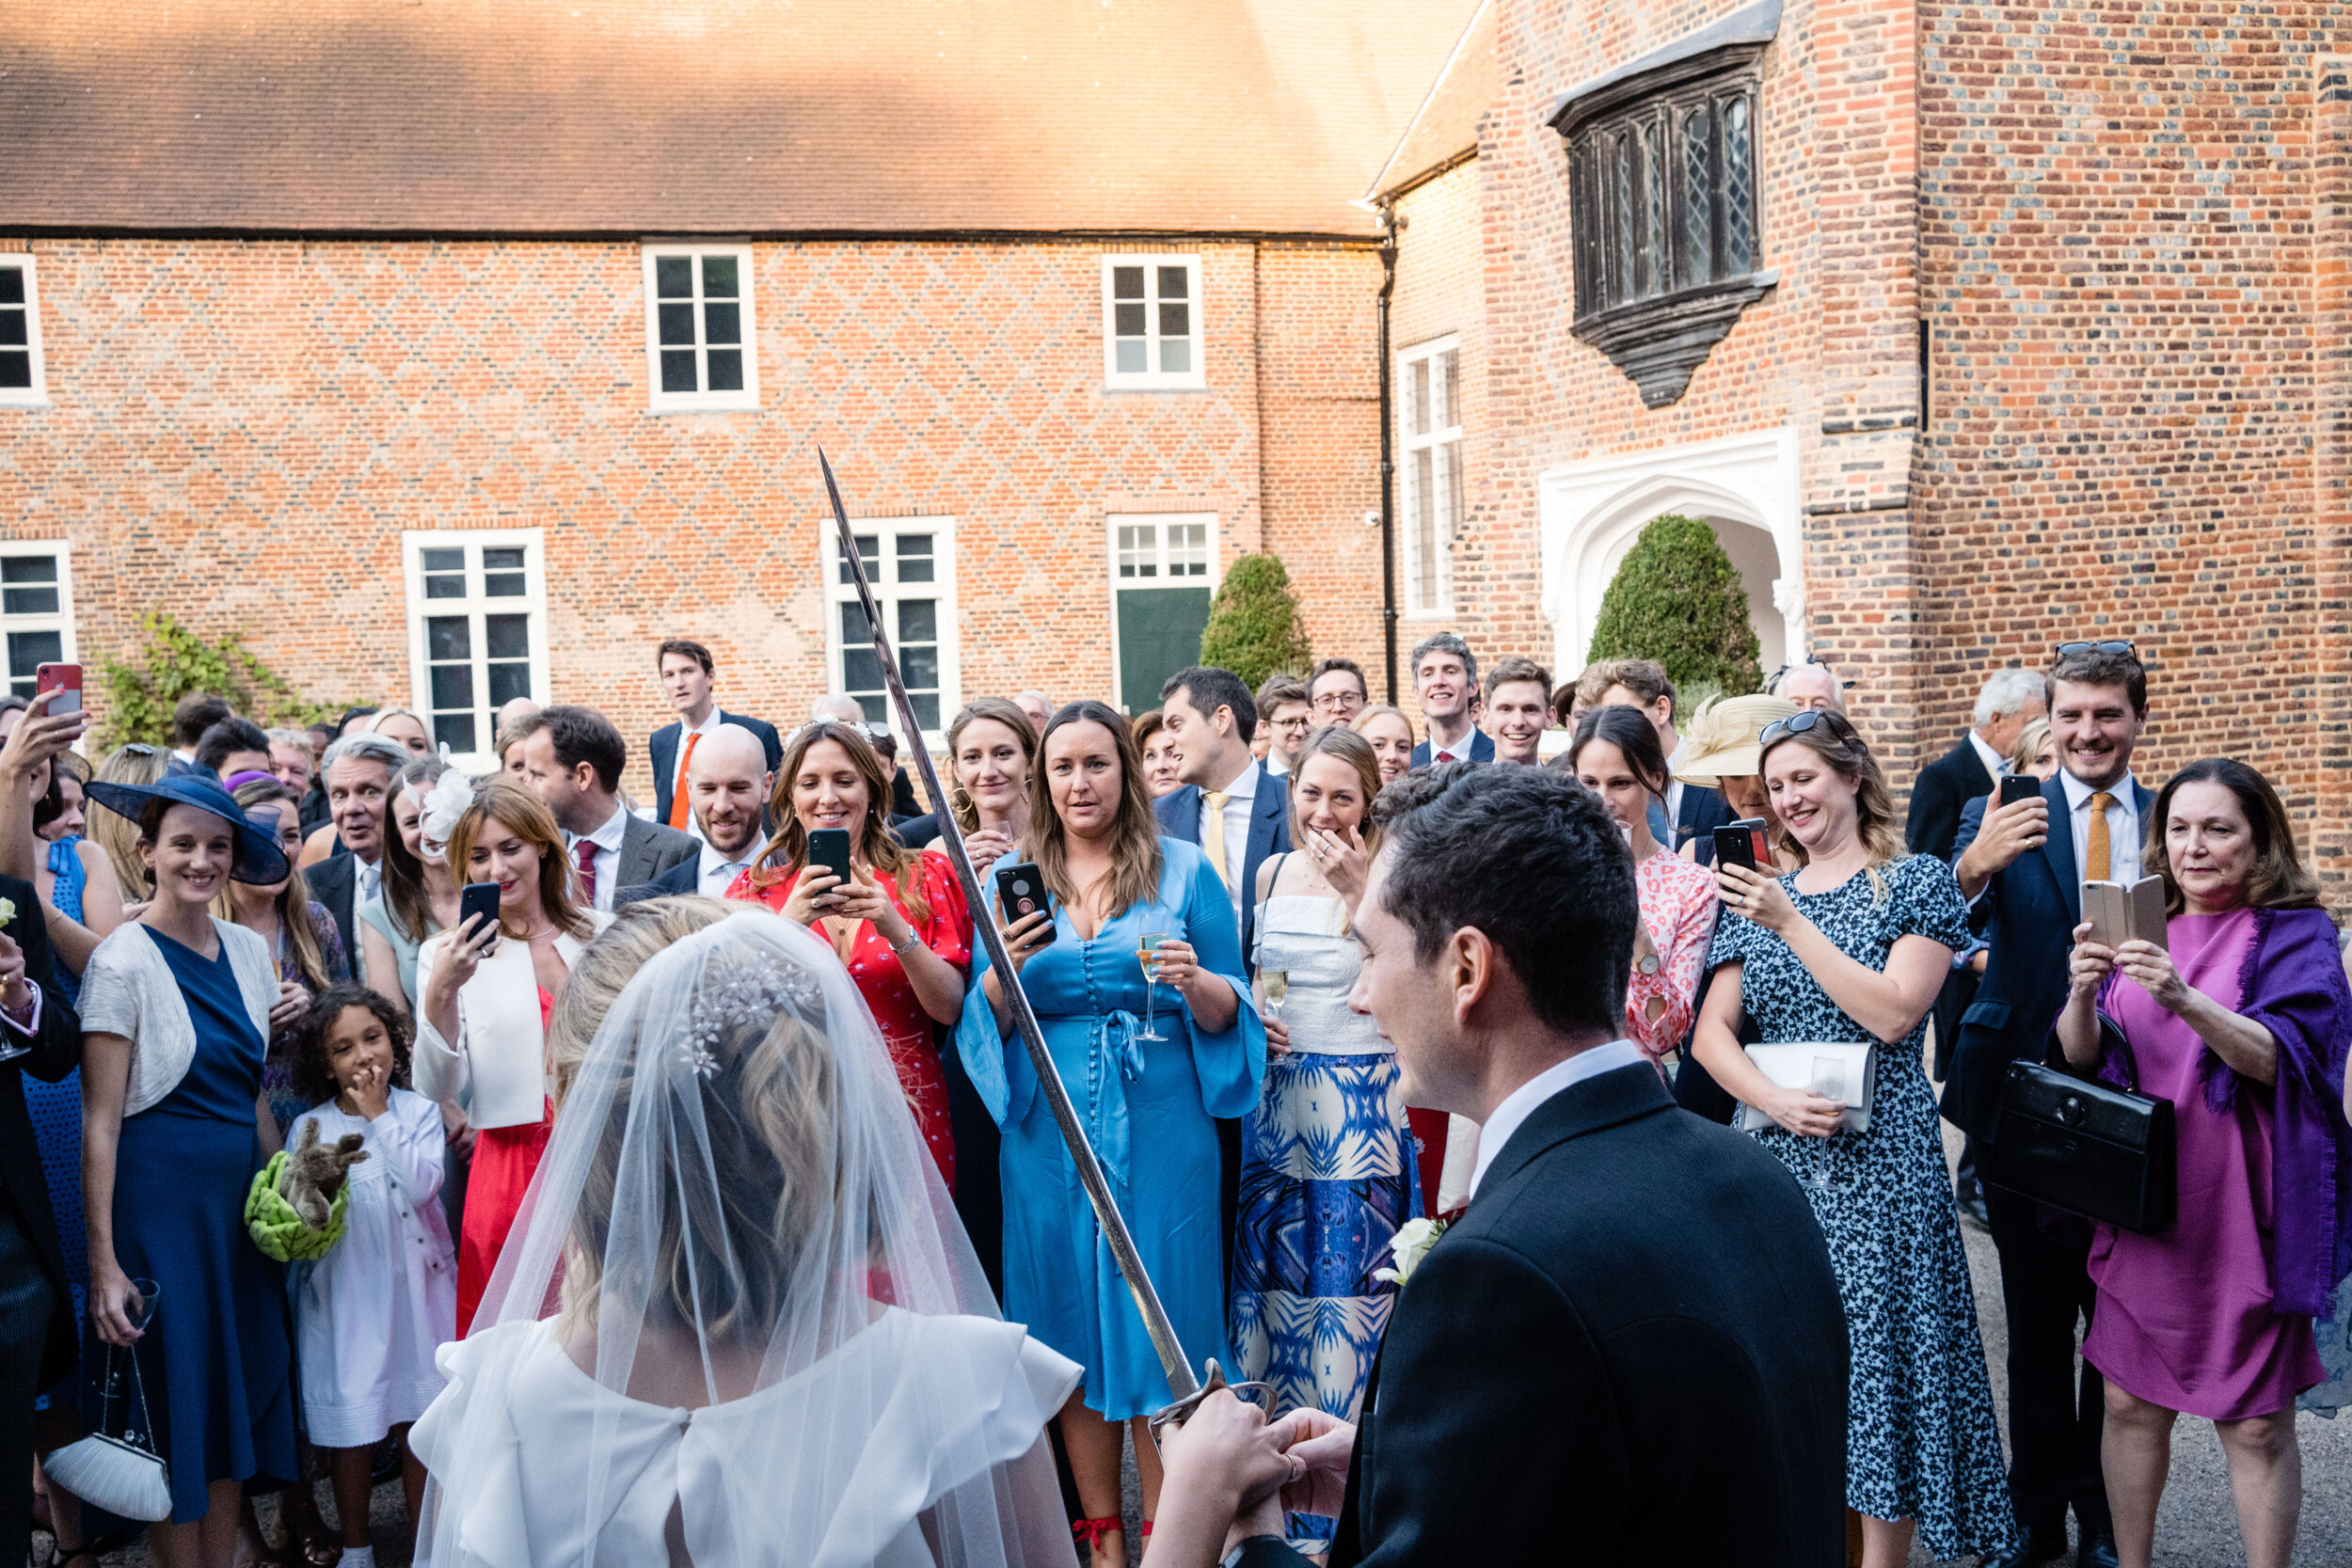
top-left (730, 721), bottom-right (972, 1186)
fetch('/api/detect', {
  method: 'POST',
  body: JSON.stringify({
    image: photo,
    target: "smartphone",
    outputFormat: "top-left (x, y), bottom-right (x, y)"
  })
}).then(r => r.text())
top-left (1998, 773), bottom-right (2042, 810)
top-left (1712, 817), bottom-right (1770, 873)
top-left (458, 881), bottom-right (502, 955)
top-left (805, 827), bottom-right (854, 894)
top-left (994, 862), bottom-right (1057, 948)
top-left (33, 662), bottom-right (81, 717)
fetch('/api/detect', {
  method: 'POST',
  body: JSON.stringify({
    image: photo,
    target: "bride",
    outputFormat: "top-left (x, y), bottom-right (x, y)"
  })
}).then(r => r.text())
top-left (409, 897), bottom-right (1081, 1567)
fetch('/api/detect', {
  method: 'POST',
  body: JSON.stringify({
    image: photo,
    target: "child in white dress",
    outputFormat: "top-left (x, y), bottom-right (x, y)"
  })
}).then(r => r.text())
top-left (290, 984), bottom-right (458, 1568)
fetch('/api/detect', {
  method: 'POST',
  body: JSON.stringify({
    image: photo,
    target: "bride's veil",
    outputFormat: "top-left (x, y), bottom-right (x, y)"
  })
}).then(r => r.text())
top-left (418, 903), bottom-right (1072, 1568)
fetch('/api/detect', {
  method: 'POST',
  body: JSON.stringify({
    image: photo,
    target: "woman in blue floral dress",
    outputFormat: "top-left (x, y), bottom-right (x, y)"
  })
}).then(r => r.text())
top-left (1692, 709), bottom-right (2016, 1567)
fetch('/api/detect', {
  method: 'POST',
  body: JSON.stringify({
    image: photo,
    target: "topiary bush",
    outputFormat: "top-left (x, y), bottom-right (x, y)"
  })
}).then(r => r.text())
top-left (1587, 515), bottom-right (1763, 701)
top-left (1198, 553), bottom-right (1312, 689)
top-left (99, 611), bottom-right (342, 751)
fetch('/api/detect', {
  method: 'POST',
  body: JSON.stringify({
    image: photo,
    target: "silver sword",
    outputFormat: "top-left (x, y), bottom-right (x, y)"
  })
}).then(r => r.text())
top-left (818, 450), bottom-right (1216, 1407)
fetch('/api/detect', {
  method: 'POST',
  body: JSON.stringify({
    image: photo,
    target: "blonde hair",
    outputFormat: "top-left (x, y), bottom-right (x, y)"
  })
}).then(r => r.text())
top-left (2009, 718), bottom-right (2052, 777)
top-left (553, 902), bottom-right (857, 1339)
top-left (1288, 727), bottom-right (1387, 859)
top-left (946, 697), bottom-right (1038, 835)
top-left (1759, 714), bottom-right (1905, 902)
top-left (446, 778), bottom-right (594, 942)
top-left (91, 744), bottom-right (171, 892)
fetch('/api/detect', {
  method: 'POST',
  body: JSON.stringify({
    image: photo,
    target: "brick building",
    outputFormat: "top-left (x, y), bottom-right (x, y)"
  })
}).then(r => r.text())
top-left (1377, 0), bottom-right (2352, 901)
top-left (2, 0), bottom-right (1473, 791)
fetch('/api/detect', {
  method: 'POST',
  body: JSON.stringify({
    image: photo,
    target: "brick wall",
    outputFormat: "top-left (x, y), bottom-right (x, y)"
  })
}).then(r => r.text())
top-left (1918, 2), bottom-right (2349, 899)
top-left (1, 235), bottom-right (1383, 797)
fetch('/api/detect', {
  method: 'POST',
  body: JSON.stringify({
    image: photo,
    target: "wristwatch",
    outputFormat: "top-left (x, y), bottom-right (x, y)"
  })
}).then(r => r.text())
top-left (1635, 952), bottom-right (1661, 976)
top-left (1222, 1538), bottom-right (1287, 1568)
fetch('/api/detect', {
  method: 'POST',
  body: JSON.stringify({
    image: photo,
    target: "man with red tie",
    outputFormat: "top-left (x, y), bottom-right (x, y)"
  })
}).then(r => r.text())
top-left (514, 705), bottom-right (698, 913)
top-left (647, 639), bottom-right (784, 836)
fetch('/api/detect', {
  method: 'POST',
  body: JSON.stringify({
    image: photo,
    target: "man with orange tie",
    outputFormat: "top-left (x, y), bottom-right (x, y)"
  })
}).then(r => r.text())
top-left (1944, 641), bottom-right (2153, 1568)
top-left (647, 639), bottom-right (783, 837)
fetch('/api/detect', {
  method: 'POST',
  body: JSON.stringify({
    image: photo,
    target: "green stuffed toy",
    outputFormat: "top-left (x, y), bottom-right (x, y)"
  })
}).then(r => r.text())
top-left (246, 1119), bottom-right (367, 1263)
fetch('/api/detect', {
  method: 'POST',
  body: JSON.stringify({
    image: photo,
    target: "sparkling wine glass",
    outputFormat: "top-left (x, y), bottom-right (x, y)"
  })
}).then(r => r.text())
top-left (1808, 1055), bottom-right (1847, 1191)
top-left (1261, 968), bottom-right (1289, 1022)
top-left (1136, 929), bottom-right (1170, 1041)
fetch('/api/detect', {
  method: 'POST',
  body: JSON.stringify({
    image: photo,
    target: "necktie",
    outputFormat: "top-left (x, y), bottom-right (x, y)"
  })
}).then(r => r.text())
top-left (1202, 792), bottom-right (1231, 888)
top-left (575, 840), bottom-right (599, 905)
top-left (668, 733), bottom-right (701, 830)
top-left (2086, 792), bottom-right (2115, 881)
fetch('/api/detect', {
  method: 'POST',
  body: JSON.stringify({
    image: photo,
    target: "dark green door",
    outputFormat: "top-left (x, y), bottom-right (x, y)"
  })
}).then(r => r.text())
top-left (1118, 586), bottom-right (1214, 714)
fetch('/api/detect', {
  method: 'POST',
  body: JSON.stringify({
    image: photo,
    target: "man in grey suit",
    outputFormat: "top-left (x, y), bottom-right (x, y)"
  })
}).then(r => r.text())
top-left (511, 705), bottom-right (696, 912)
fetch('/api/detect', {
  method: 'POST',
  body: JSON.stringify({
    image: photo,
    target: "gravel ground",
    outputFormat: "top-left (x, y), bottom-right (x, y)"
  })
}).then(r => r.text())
top-left (51, 1079), bottom-right (2351, 1567)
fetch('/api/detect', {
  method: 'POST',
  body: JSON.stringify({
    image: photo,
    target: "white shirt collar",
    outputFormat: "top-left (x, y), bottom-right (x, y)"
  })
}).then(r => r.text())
top-left (682, 706), bottom-right (726, 740)
top-left (2059, 767), bottom-right (2137, 813)
top-left (577, 801), bottom-right (630, 855)
top-left (1211, 758), bottom-right (1261, 803)
top-left (1468, 1039), bottom-right (1648, 1197)
top-left (1967, 730), bottom-right (2008, 782)
top-left (698, 837), bottom-right (758, 894)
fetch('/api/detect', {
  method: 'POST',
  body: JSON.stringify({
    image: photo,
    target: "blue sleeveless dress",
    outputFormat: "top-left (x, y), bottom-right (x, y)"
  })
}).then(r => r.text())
top-left (110, 928), bottom-right (296, 1522)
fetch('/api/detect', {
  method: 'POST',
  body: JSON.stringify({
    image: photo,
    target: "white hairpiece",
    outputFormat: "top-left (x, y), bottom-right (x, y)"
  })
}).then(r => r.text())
top-left (417, 769), bottom-right (473, 865)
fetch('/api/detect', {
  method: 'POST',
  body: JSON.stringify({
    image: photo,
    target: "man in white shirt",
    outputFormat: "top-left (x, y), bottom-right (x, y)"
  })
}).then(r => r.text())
top-left (1482, 656), bottom-right (1551, 767)
top-left (1151, 665), bottom-right (1289, 963)
top-left (1307, 657), bottom-right (1369, 727)
top-left (1772, 659), bottom-right (1849, 713)
top-left (648, 641), bottom-right (783, 834)
top-left (516, 706), bottom-right (698, 913)
top-left (300, 732), bottom-right (408, 965)
top-left (1254, 673), bottom-right (1311, 778)
top-left (1407, 632), bottom-right (1492, 767)
top-left (618, 724), bottom-right (772, 904)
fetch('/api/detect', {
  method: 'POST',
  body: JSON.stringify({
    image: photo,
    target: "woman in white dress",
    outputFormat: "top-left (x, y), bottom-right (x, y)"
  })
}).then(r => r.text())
top-left (410, 895), bottom-right (1081, 1568)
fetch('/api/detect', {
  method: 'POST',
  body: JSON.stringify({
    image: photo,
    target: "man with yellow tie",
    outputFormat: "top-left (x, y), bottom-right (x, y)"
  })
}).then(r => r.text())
top-left (1945, 641), bottom-right (2153, 1568)
top-left (646, 639), bottom-right (784, 837)
top-left (1152, 665), bottom-right (1293, 973)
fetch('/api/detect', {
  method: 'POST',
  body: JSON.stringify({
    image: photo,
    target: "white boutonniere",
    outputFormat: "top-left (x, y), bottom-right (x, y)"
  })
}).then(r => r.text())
top-left (1374, 1216), bottom-right (1447, 1289)
top-left (0, 896), bottom-right (19, 927)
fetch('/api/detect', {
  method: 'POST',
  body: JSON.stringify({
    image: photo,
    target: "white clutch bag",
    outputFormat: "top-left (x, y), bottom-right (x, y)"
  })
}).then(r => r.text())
top-left (1736, 1041), bottom-right (1878, 1135)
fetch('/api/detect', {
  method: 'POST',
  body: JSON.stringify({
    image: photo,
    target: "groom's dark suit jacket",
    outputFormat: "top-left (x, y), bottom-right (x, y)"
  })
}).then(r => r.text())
top-left (1239, 1062), bottom-right (1849, 1568)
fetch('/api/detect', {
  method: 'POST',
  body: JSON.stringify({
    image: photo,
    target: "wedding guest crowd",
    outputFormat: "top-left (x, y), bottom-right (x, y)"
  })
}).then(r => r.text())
top-left (6, 626), bottom-right (2349, 1568)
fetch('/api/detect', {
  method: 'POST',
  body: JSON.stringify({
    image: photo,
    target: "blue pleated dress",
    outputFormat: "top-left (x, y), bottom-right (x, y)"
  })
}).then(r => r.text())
top-left (954, 837), bottom-right (1265, 1421)
top-left (108, 927), bottom-right (296, 1523)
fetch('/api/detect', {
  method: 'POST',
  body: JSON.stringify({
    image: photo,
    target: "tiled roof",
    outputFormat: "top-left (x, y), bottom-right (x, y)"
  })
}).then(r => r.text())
top-left (2, 0), bottom-right (1479, 236)
top-left (1366, 0), bottom-right (1494, 200)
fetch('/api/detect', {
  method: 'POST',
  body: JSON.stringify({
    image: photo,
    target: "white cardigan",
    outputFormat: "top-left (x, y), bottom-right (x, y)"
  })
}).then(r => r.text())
top-left (79, 919), bottom-right (279, 1118)
top-left (412, 913), bottom-right (608, 1131)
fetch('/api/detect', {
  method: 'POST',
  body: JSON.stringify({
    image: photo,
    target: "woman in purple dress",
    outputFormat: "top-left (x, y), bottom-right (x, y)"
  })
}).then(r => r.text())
top-left (2058, 757), bottom-right (2352, 1568)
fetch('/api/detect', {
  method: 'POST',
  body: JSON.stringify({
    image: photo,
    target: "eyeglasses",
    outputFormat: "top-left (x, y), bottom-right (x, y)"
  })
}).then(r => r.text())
top-left (1272, 715), bottom-right (1314, 734)
top-left (1310, 691), bottom-right (1361, 712)
top-left (1758, 708), bottom-right (1864, 750)
top-left (2054, 640), bottom-right (2136, 658)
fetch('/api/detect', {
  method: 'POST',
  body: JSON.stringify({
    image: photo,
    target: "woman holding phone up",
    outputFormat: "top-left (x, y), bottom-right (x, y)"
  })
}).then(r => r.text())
top-left (410, 780), bottom-right (607, 1333)
top-left (731, 720), bottom-right (971, 1187)
top-left (957, 701), bottom-right (1263, 1568)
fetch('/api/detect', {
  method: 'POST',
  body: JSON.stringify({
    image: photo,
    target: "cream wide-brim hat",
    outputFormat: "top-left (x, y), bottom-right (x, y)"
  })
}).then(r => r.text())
top-left (1671, 693), bottom-right (1802, 787)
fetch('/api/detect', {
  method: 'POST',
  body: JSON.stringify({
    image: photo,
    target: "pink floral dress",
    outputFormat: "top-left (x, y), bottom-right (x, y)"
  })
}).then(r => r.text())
top-left (1627, 848), bottom-right (1717, 1058)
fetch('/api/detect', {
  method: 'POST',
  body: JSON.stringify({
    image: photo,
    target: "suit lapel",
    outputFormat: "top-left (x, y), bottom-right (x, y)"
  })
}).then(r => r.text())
top-left (2038, 774), bottom-right (2081, 921)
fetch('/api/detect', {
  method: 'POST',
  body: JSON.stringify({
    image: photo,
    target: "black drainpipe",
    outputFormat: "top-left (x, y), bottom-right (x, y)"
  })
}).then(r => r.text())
top-left (1375, 202), bottom-right (1400, 705)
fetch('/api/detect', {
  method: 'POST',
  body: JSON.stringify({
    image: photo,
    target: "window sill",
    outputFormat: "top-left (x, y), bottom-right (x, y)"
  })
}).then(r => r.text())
top-left (1571, 269), bottom-right (1778, 408)
top-left (0, 396), bottom-right (53, 410)
top-left (645, 397), bottom-right (760, 415)
top-left (1102, 379), bottom-right (1211, 395)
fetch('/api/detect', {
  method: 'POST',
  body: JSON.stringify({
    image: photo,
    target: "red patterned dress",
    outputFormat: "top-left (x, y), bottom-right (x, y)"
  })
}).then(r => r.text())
top-left (729, 853), bottom-right (972, 1189)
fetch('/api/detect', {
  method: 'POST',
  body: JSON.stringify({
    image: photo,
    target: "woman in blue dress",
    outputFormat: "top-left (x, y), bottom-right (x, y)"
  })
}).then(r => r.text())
top-left (78, 774), bottom-right (298, 1567)
top-left (957, 700), bottom-right (1263, 1568)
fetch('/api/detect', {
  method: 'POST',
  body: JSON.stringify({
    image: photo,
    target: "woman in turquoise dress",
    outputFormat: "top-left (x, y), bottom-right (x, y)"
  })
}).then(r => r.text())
top-left (957, 700), bottom-right (1263, 1568)
top-left (79, 774), bottom-right (297, 1564)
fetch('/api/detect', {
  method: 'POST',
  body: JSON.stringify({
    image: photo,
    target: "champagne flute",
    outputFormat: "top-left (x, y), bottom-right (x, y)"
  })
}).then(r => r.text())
top-left (1136, 928), bottom-right (1170, 1041)
top-left (1807, 1056), bottom-right (1847, 1191)
top-left (1260, 968), bottom-right (1289, 1022)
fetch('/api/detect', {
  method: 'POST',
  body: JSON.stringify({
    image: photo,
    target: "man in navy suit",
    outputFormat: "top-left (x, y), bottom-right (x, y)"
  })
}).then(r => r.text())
top-left (647, 639), bottom-right (784, 832)
top-left (1406, 632), bottom-right (1493, 768)
top-left (1945, 642), bottom-right (2152, 1568)
top-left (1152, 665), bottom-right (1291, 968)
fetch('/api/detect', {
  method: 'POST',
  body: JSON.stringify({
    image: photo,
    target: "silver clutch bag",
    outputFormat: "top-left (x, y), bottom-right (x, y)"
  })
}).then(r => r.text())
top-left (1736, 1041), bottom-right (1878, 1134)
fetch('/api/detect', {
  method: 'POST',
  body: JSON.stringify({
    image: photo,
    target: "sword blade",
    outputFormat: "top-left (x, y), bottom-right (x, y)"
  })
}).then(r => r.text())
top-left (817, 450), bottom-right (1201, 1402)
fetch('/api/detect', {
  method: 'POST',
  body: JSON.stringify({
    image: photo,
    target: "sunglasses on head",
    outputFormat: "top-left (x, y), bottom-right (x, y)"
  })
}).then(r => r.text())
top-left (2054, 640), bottom-right (2136, 658)
top-left (120, 743), bottom-right (163, 756)
top-left (1758, 708), bottom-right (1862, 749)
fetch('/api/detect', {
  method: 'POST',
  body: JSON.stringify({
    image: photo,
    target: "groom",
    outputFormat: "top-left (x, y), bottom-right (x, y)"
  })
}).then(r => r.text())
top-left (1154, 766), bottom-right (1850, 1565)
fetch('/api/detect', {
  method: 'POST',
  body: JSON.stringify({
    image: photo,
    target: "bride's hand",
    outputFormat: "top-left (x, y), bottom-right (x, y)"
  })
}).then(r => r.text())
top-left (1150, 1391), bottom-right (1298, 1559)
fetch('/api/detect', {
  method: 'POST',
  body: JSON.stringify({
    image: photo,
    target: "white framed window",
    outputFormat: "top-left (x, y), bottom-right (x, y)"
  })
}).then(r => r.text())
top-left (1102, 256), bottom-right (1205, 390)
top-left (826, 517), bottom-right (960, 746)
top-left (641, 244), bottom-right (758, 411)
top-left (1398, 335), bottom-right (1462, 618)
top-left (1105, 513), bottom-right (1219, 714)
top-left (400, 531), bottom-right (549, 769)
top-left (0, 257), bottom-right (48, 408)
top-left (0, 542), bottom-right (73, 698)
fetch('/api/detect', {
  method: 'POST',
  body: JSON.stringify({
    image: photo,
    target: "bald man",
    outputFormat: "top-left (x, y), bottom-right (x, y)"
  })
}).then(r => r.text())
top-left (809, 694), bottom-right (866, 727)
top-left (615, 723), bottom-right (773, 904)
top-left (1775, 662), bottom-right (1846, 713)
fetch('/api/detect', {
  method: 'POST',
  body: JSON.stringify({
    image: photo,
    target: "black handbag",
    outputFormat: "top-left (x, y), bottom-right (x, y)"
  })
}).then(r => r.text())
top-left (1980, 1059), bottom-right (2176, 1234)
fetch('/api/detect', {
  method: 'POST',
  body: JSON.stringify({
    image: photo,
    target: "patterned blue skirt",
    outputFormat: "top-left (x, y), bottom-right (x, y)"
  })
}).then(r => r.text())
top-left (1232, 1050), bottom-right (1419, 1549)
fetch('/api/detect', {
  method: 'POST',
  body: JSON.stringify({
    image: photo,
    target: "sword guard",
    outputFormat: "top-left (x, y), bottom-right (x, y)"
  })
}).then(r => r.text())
top-left (1146, 1359), bottom-right (1280, 1447)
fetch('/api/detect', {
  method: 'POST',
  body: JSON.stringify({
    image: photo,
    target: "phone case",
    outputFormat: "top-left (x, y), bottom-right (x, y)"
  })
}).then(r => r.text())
top-left (2082, 877), bottom-right (2168, 954)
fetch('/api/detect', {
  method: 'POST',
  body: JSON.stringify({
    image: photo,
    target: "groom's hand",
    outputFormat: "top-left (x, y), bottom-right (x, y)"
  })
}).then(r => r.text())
top-left (1272, 1408), bottom-right (1356, 1521)
top-left (1149, 1392), bottom-right (1295, 1564)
